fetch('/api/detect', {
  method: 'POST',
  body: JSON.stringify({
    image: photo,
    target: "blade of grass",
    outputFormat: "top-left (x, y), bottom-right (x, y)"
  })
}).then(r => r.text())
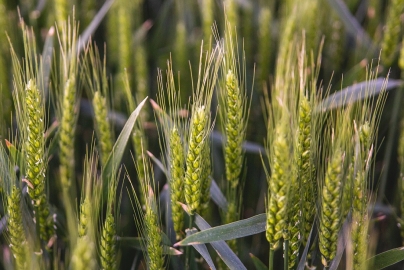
top-left (175, 213), bottom-right (266, 246)
top-left (78, 0), bottom-right (115, 53)
top-left (102, 97), bottom-right (147, 196)
top-left (180, 203), bottom-right (247, 270)
top-left (297, 221), bottom-right (317, 270)
top-left (316, 78), bottom-right (399, 112)
top-left (210, 177), bottom-right (228, 210)
top-left (250, 253), bottom-right (268, 270)
top-left (369, 247), bottom-right (404, 269)
top-left (325, 0), bottom-right (376, 53)
top-left (186, 228), bottom-right (216, 270)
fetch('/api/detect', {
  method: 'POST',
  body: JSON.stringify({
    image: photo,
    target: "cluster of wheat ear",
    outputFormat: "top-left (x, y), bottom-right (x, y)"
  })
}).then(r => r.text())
top-left (3, 0), bottom-right (404, 269)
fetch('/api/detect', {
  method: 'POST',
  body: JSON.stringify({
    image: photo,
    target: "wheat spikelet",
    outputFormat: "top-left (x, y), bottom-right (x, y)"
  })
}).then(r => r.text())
top-left (25, 79), bottom-right (54, 243)
top-left (319, 148), bottom-right (344, 267)
top-left (7, 185), bottom-right (28, 270)
top-left (78, 198), bottom-right (91, 238)
top-left (224, 70), bottom-right (244, 188)
top-left (198, 140), bottom-right (212, 216)
top-left (71, 236), bottom-right (97, 270)
top-left (100, 213), bottom-right (116, 270)
top-left (168, 126), bottom-right (185, 240)
top-left (92, 91), bottom-right (113, 166)
top-left (184, 106), bottom-right (209, 214)
top-left (266, 123), bottom-right (290, 250)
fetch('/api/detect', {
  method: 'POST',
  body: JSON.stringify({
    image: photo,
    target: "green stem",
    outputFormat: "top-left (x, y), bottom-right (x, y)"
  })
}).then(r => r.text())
top-left (284, 240), bottom-right (289, 270)
top-left (269, 249), bottom-right (275, 270)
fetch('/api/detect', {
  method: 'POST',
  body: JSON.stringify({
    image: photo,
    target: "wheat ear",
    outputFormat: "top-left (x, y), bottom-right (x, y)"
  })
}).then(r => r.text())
top-left (319, 147), bottom-right (344, 267)
top-left (184, 106), bottom-right (210, 214)
top-left (7, 185), bottom-right (28, 270)
top-left (169, 126), bottom-right (186, 240)
top-left (266, 123), bottom-right (290, 250)
top-left (92, 91), bottom-right (113, 166)
top-left (100, 213), bottom-right (117, 270)
top-left (71, 236), bottom-right (97, 270)
top-left (25, 79), bottom-right (54, 243)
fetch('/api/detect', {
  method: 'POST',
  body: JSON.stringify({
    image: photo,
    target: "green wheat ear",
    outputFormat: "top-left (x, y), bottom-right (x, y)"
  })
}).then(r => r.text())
top-left (223, 70), bottom-right (244, 188)
top-left (319, 144), bottom-right (344, 267)
top-left (7, 185), bottom-right (29, 270)
top-left (25, 79), bottom-right (55, 243)
top-left (266, 122), bottom-right (291, 250)
top-left (169, 126), bottom-right (186, 240)
top-left (132, 153), bottom-right (165, 270)
top-left (92, 91), bottom-right (113, 166)
top-left (184, 105), bottom-right (210, 214)
top-left (100, 213), bottom-right (117, 270)
top-left (71, 236), bottom-right (97, 270)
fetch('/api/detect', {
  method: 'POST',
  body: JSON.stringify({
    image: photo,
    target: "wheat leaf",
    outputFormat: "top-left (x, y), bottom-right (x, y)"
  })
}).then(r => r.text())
top-left (250, 253), bottom-right (268, 270)
top-left (186, 228), bottom-right (216, 270)
top-left (102, 97), bottom-right (147, 195)
top-left (180, 203), bottom-right (247, 270)
top-left (369, 247), bottom-right (404, 269)
top-left (78, 0), bottom-right (115, 53)
top-left (317, 78), bottom-right (400, 111)
top-left (175, 213), bottom-right (266, 246)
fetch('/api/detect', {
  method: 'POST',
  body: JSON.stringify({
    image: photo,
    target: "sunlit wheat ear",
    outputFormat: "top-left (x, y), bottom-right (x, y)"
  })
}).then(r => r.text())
top-left (132, 155), bottom-right (165, 270)
top-left (144, 199), bottom-right (164, 270)
top-left (266, 122), bottom-right (291, 250)
top-left (100, 213), bottom-right (117, 270)
top-left (349, 211), bottom-right (370, 270)
top-left (297, 93), bottom-right (316, 246)
top-left (223, 70), bottom-right (244, 188)
top-left (25, 79), bottom-right (55, 243)
top-left (319, 147), bottom-right (344, 267)
top-left (92, 91), bottom-right (113, 166)
top-left (71, 236), bottom-right (97, 270)
top-left (381, 0), bottom-right (404, 66)
top-left (198, 139), bottom-right (212, 216)
top-left (78, 198), bottom-right (91, 238)
top-left (7, 185), bottom-right (28, 270)
top-left (168, 126), bottom-right (185, 240)
top-left (184, 105), bottom-right (210, 214)
top-left (59, 76), bottom-right (77, 189)
top-left (287, 92), bottom-right (312, 270)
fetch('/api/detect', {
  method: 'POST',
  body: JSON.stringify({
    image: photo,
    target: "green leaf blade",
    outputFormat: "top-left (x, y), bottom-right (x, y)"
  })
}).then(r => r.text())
top-left (175, 213), bottom-right (266, 246)
top-left (102, 97), bottom-right (147, 195)
top-left (370, 247), bottom-right (404, 269)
